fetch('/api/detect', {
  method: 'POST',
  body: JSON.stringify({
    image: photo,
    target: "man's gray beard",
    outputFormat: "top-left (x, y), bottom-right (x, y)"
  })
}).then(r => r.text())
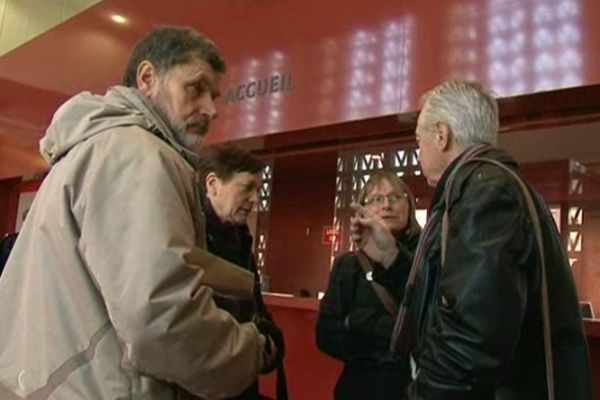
top-left (172, 124), bottom-right (202, 151)
top-left (153, 94), bottom-right (202, 151)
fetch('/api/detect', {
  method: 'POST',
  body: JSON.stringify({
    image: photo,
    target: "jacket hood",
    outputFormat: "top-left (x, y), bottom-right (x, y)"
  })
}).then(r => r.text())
top-left (40, 86), bottom-right (199, 166)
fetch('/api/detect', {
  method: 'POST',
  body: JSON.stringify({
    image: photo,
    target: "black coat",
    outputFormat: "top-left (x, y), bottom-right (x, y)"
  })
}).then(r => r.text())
top-left (0, 232), bottom-right (18, 277)
top-left (202, 198), bottom-right (272, 400)
top-left (203, 199), bottom-right (270, 322)
top-left (400, 146), bottom-right (592, 400)
top-left (316, 234), bottom-right (418, 400)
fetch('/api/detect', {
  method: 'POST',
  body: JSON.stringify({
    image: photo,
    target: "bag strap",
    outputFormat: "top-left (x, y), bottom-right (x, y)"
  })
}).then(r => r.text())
top-left (441, 157), bottom-right (554, 400)
top-left (276, 363), bottom-right (289, 400)
top-left (355, 250), bottom-right (399, 317)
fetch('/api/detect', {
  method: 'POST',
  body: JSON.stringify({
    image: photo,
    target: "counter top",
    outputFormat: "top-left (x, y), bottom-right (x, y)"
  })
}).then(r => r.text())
top-left (585, 320), bottom-right (600, 339)
top-left (263, 293), bottom-right (320, 311)
top-left (262, 295), bottom-right (600, 339)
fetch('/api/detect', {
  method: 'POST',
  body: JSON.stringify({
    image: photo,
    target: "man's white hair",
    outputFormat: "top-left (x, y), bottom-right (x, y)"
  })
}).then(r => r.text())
top-left (419, 80), bottom-right (499, 147)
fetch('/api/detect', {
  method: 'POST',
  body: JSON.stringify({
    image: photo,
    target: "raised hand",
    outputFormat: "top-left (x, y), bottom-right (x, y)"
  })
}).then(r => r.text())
top-left (350, 203), bottom-right (398, 268)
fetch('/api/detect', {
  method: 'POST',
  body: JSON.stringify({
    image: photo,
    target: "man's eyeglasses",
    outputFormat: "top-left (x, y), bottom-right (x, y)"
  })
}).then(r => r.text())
top-left (364, 193), bottom-right (408, 206)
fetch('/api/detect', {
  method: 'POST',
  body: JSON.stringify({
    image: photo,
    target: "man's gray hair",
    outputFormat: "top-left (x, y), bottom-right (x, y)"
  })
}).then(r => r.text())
top-left (123, 26), bottom-right (226, 88)
top-left (419, 80), bottom-right (499, 147)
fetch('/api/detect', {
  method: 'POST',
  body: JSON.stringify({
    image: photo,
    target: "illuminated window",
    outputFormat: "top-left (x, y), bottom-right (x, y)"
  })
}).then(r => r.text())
top-left (549, 204), bottom-right (562, 233)
top-left (446, 0), bottom-right (582, 96)
top-left (415, 209), bottom-right (428, 228)
top-left (254, 162), bottom-right (274, 270)
top-left (343, 17), bottom-right (415, 120)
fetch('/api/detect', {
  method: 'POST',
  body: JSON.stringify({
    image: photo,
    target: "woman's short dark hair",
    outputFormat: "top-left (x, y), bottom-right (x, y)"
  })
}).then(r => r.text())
top-left (356, 170), bottom-right (422, 239)
top-left (123, 26), bottom-right (226, 87)
top-left (197, 146), bottom-right (265, 193)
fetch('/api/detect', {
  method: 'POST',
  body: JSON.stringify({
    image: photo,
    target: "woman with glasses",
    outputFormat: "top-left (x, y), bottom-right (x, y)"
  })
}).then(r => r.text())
top-left (316, 171), bottom-right (421, 400)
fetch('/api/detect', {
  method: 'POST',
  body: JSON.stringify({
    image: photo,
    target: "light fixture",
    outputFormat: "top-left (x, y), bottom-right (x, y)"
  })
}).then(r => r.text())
top-left (110, 14), bottom-right (128, 25)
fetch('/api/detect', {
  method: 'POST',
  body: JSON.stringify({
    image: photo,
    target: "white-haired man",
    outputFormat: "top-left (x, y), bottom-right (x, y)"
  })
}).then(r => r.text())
top-left (353, 80), bottom-right (592, 399)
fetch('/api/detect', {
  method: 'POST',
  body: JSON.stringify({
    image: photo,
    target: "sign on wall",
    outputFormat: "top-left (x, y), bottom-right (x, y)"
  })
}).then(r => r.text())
top-left (322, 226), bottom-right (339, 245)
top-left (224, 73), bottom-right (293, 105)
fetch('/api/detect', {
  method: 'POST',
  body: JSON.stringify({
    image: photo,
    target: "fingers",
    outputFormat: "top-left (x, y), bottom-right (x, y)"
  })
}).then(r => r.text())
top-left (350, 215), bottom-right (371, 242)
top-left (350, 203), bottom-right (375, 246)
top-left (350, 232), bottom-right (362, 245)
top-left (350, 216), bottom-right (368, 232)
top-left (350, 217), bottom-right (362, 244)
top-left (350, 202), bottom-right (367, 218)
top-left (350, 204), bottom-right (373, 226)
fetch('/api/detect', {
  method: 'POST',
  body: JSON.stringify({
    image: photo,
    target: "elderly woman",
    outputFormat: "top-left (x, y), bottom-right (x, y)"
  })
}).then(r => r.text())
top-left (316, 171), bottom-right (421, 400)
top-left (197, 145), bottom-right (286, 400)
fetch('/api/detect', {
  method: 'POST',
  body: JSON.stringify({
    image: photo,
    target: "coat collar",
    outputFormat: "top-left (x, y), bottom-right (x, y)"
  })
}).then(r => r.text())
top-left (429, 144), bottom-right (518, 212)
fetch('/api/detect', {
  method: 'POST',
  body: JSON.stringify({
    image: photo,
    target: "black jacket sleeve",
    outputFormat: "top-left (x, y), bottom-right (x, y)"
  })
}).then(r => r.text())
top-left (411, 177), bottom-right (531, 399)
top-left (315, 253), bottom-right (356, 361)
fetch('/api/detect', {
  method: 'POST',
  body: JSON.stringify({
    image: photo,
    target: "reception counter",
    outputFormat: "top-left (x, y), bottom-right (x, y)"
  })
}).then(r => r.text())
top-left (586, 320), bottom-right (600, 399)
top-left (259, 294), bottom-right (600, 399)
top-left (259, 295), bottom-right (341, 400)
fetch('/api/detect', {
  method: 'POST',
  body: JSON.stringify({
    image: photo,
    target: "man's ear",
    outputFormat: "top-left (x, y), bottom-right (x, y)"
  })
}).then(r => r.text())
top-left (136, 60), bottom-right (159, 96)
top-left (205, 172), bottom-right (220, 196)
top-left (434, 121), bottom-right (451, 151)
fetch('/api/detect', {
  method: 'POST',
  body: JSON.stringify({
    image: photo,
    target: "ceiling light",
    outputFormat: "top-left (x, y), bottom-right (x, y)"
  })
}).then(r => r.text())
top-left (110, 14), bottom-right (128, 25)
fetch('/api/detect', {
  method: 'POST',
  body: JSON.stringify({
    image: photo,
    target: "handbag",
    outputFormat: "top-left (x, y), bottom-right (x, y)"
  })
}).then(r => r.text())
top-left (355, 250), bottom-right (399, 317)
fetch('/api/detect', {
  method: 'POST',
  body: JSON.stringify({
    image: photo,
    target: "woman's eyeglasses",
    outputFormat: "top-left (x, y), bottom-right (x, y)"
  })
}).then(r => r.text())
top-left (364, 193), bottom-right (408, 206)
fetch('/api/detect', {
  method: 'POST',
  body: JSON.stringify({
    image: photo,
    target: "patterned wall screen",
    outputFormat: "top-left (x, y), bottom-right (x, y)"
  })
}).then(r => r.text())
top-left (254, 162), bottom-right (274, 279)
top-left (567, 160), bottom-right (584, 267)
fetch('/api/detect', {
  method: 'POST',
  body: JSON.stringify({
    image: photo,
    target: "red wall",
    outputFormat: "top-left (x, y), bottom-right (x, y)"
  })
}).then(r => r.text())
top-left (259, 299), bottom-right (342, 400)
top-left (588, 327), bottom-right (600, 399)
top-left (3, 0), bottom-right (600, 180)
top-left (0, 178), bottom-right (19, 236)
top-left (264, 151), bottom-right (337, 296)
top-left (593, 341), bottom-right (600, 399)
top-left (0, 178), bottom-right (44, 237)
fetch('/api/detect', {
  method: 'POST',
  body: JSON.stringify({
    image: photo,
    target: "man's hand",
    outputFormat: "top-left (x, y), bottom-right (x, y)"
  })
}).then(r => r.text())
top-left (254, 318), bottom-right (284, 374)
top-left (350, 203), bottom-right (398, 268)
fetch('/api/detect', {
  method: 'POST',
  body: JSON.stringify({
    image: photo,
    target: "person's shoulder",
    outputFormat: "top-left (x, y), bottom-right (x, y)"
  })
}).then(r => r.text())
top-left (99, 126), bottom-right (167, 151)
top-left (453, 157), bottom-right (521, 200)
top-left (92, 127), bottom-right (191, 170)
top-left (332, 251), bottom-right (360, 273)
top-left (450, 162), bottom-right (523, 215)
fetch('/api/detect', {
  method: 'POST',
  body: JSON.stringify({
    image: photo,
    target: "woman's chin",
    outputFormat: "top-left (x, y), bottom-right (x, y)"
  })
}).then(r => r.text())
top-left (384, 222), bottom-right (407, 235)
top-left (383, 222), bottom-right (400, 232)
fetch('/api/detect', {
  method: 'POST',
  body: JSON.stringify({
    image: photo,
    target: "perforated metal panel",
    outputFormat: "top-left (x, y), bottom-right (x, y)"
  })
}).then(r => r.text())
top-left (254, 162), bottom-right (273, 271)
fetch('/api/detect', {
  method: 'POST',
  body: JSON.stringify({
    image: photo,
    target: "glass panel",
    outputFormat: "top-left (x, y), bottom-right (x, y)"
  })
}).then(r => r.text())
top-left (416, 209), bottom-right (428, 229)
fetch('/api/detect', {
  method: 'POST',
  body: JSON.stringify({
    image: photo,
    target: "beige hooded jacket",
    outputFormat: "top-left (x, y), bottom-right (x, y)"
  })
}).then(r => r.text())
top-left (0, 87), bottom-right (265, 400)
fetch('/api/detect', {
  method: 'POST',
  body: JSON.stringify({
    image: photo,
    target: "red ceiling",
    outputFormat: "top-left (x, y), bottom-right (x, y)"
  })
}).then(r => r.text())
top-left (1, 0), bottom-right (600, 179)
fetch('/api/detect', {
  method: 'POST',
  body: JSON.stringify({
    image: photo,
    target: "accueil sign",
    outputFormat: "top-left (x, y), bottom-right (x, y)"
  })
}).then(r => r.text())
top-left (224, 73), bottom-right (293, 105)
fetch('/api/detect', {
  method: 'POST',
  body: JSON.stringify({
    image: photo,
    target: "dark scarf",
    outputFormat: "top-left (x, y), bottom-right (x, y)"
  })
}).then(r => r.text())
top-left (201, 196), bottom-right (253, 270)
